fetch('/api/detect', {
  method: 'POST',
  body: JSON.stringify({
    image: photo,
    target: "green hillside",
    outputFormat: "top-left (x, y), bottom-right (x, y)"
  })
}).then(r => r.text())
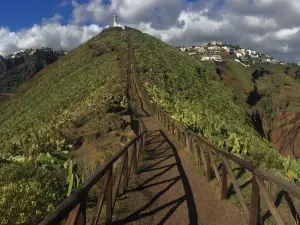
top-left (0, 48), bottom-right (65, 96)
top-left (1, 27), bottom-right (300, 224)
top-left (128, 28), bottom-right (283, 167)
top-left (0, 28), bottom-right (130, 224)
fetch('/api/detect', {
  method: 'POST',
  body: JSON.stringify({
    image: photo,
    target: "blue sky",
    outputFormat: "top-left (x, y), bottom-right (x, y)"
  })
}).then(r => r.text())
top-left (0, 1), bottom-right (73, 30)
top-left (0, 0), bottom-right (300, 63)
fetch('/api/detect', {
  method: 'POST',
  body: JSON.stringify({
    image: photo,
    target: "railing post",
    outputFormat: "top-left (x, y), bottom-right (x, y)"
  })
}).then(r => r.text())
top-left (177, 127), bottom-right (180, 141)
top-left (249, 176), bottom-right (260, 225)
top-left (132, 142), bottom-right (137, 174)
top-left (206, 151), bottom-right (211, 180)
top-left (185, 133), bottom-right (190, 151)
top-left (195, 140), bottom-right (201, 166)
top-left (182, 132), bottom-right (186, 145)
top-left (123, 151), bottom-right (129, 192)
top-left (166, 117), bottom-right (169, 131)
top-left (221, 159), bottom-right (228, 199)
top-left (190, 137), bottom-right (195, 155)
top-left (172, 122), bottom-right (175, 135)
top-left (256, 177), bottom-right (285, 225)
top-left (106, 167), bottom-right (113, 224)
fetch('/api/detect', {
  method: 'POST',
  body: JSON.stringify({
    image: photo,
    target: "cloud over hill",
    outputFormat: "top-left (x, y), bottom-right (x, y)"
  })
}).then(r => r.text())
top-left (1, 0), bottom-right (300, 63)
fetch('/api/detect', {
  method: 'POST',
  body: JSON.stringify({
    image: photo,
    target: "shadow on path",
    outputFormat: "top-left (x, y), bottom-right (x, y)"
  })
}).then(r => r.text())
top-left (113, 130), bottom-right (198, 225)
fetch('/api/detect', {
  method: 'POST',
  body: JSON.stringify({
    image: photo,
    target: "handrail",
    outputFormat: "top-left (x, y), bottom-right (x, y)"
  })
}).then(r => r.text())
top-left (39, 119), bottom-right (147, 225)
top-left (148, 103), bottom-right (300, 224)
top-left (128, 51), bottom-right (300, 224)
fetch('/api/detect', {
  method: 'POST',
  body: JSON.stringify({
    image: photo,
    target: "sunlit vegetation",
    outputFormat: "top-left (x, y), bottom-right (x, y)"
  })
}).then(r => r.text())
top-left (128, 28), bottom-right (287, 170)
top-left (0, 28), bottom-right (129, 224)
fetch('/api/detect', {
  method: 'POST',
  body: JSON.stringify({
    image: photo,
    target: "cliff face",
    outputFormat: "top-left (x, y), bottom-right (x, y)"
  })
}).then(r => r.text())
top-left (270, 113), bottom-right (300, 158)
top-left (0, 49), bottom-right (65, 93)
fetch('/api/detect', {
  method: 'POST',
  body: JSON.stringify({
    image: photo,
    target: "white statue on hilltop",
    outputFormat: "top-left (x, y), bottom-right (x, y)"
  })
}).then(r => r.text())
top-left (113, 14), bottom-right (119, 27)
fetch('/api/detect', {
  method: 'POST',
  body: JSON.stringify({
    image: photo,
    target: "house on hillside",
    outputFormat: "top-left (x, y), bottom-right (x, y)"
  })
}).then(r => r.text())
top-left (222, 46), bottom-right (230, 53)
top-left (270, 59), bottom-right (280, 64)
top-left (241, 49), bottom-right (247, 55)
top-left (194, 46), bottom-right (206, 54)
top-left (208, 46), bottom-right (218, 51)
top-left (180, 47), bottom-right (187, 52)
top-left (262, 59), bottom-right (271, 63)
top-left (201, 56), bottom-right (211, 61)
top-left (236, 52), bottom-right (242, 58)
top-left (212, 55), bottom-right (222, 62)
top-left (229, 48), bottom-right (235, 55)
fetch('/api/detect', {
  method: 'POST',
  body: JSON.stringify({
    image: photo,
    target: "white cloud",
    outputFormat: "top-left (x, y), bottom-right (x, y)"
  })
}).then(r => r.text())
top-left (274, 27), bottom-right (300, 40)
top-left (1, 0), bottom-right (300, 63)
top-left (0, 19), bottom-right (102, 56)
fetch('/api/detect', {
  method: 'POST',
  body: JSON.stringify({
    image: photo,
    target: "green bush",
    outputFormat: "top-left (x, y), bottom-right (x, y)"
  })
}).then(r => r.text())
top-left (0, 163), bottom-right (66, 225)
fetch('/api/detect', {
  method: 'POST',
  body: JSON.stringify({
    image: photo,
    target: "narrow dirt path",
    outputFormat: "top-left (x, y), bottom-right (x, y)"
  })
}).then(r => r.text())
top-left (113, 28), bottom-right (247, 224)
top-left (113, 117), bottom-right (247, 225)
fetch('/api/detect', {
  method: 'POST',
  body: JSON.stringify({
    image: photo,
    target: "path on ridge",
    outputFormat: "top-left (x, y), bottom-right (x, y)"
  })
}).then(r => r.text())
top-left (114, 29), bottom-right (247, 224)
top-left (113, 117), bottom-right (247, 225)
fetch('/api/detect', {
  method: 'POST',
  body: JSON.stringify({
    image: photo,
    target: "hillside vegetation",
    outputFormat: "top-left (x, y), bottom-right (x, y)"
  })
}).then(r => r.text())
top-left (195, 58), bottom-right (300, 158)
top-left (1, 26), bottom-right (300, 224)
top-left (0, 28), bottom-right (130, 224)
top-left (128, 28), bottom-right (283, 168)
top-left (0, 48), bottom-right (65, 96)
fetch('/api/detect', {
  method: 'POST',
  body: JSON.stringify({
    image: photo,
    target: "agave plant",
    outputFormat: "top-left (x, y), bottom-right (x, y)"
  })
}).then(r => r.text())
top-left (64, 158), bottom-right (81, 196)
top-left (283, 158), bottom-right (300, 184)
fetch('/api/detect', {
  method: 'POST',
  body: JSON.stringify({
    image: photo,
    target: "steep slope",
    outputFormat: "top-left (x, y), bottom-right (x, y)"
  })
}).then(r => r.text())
top-left (0, 48), bottom-right (65, 97)
top-left (0, 27), bottom-right (131, 225)
top-left (195, 58), bottom-right (300, 158)
top-left (127, 28), bottom-right (282, 168)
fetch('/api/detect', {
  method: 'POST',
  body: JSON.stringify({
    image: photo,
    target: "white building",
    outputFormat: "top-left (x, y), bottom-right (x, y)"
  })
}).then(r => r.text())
top-left (208, 46), bottom-right (218, 51)
top-left (222, 46), bottom-right (230, 52)
top-left (112, 14), bottom-right (120, 27)
top-left (201, 56), bottom-right (211, 61)
top-left (212, 55), bottom-right (222, 62)
top-left (236, 52), bottom-right (242, 58)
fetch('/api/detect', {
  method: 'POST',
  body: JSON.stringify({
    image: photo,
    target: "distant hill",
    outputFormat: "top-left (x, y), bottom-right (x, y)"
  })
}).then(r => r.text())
top-left (126, 27), bottom-right (282, 167)
top-left (0, 48), bottom-right (65, 95)
top-left (190, 53), bottom-right (300, 158)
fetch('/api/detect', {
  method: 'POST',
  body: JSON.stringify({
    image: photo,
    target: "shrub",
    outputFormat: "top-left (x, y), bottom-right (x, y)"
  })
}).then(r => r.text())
top-left (0, 162), bottom-right (66, 225)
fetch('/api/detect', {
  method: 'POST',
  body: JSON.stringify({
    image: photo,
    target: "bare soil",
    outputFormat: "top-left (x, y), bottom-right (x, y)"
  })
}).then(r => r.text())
top-left (113, 117), bottom-right (247, 225)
